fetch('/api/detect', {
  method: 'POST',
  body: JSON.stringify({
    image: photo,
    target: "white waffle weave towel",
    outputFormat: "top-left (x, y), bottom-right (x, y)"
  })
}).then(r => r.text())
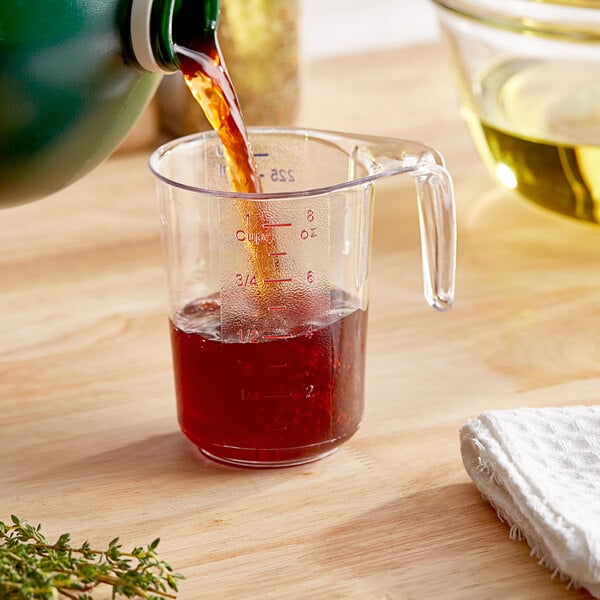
top-left (460, 405), bottom-right (600, 597)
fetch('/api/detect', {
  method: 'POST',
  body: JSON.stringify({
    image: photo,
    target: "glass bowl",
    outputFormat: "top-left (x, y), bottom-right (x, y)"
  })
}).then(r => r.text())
top-left (432, 0), bottom-right (600, 223)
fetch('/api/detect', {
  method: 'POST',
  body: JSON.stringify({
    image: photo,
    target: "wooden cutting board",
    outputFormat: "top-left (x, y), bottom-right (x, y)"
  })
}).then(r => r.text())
top-left (1, 42), bottom-right (597, 599)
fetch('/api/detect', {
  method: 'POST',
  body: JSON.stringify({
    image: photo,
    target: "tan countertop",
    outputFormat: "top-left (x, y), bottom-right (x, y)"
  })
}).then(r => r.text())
top-left (1, 42), bottom-right (599, 599)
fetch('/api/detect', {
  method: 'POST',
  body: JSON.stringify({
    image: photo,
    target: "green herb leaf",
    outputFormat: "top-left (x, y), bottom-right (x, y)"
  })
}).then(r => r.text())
top-left (0, 517), bottom-right (184, 599)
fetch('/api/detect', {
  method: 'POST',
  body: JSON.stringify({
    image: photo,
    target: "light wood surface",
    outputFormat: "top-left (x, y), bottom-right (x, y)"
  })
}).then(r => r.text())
top-left (2, 43), bottom-right (599, 599)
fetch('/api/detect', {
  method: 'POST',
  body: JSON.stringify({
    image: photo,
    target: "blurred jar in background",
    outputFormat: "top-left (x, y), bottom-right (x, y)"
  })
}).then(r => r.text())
top-left (157, 0), bottom-right (300, 137)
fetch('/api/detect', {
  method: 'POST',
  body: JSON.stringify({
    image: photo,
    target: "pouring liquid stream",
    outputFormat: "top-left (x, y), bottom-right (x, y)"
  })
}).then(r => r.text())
top-left (174, 35), bottom-right (282, 295)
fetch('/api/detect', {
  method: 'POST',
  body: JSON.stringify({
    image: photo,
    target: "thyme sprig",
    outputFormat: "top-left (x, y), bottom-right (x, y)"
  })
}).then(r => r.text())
top-left (0, 515), bottom-right (183, 599)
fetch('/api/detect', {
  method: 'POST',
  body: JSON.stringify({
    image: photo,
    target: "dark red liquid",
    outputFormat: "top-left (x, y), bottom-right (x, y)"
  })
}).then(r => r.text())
top-left (169, 296), bottom-right (367, 467)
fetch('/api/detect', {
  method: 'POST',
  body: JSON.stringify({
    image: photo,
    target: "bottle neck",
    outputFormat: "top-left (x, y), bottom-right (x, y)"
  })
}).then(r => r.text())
top-left (129, 0), bottom-right (219, 73)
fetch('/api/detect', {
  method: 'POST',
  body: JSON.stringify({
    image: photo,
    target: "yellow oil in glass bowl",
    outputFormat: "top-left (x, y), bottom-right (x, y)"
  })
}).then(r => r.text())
top-left (434, 0), bottom-right (600, 223)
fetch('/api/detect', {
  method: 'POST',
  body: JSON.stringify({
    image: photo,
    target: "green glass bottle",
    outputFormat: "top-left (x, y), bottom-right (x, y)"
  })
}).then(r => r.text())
top-left (0, 0), bottom-right (219, 208)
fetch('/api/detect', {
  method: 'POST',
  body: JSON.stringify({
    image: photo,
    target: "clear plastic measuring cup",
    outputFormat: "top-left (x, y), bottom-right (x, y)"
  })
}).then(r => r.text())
top-left (149, 127), bottom-right (456, 468)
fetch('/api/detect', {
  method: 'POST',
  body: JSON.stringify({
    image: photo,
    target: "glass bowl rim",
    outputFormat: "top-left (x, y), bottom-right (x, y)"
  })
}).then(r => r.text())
top-left (432, 0), bottom-right (600, 40)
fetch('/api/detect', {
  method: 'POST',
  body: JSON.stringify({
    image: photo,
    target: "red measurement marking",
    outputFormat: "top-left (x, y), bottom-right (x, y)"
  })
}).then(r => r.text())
top-left (262, 393), bottom-right (293, 400)
top-left (262, 222), bottom-right (292, 228)
top-left (269, 251), bottom-right (287, 257)
top-left (267, 363), bottom-right (288, 368)
top-left (262, 334), bottom-right (294, 340)
top-left (268, 306), bottom-right (287, 311)
top-left (264, 278), bottom-right (292, 284)
top-left (236, 273), bottom-right (258, 287)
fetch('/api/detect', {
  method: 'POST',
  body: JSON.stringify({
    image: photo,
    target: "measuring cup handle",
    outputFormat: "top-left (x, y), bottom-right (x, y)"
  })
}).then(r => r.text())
top-left (411, 157), bottom-right (456, 311)
top-left (349, 134), bottom-right (456, 310)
